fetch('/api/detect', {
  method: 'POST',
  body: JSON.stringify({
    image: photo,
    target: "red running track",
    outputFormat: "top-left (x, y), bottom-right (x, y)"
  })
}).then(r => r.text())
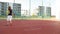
top-left (0, 20), bottom-right (60, 34)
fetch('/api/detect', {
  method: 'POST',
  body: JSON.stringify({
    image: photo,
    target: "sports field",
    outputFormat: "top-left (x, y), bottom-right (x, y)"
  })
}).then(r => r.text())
top-left (0, 19), bottom-right (60, 34)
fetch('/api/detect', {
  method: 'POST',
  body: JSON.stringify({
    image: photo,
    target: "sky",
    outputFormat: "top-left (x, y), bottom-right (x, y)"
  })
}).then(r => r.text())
top-left (0, 0), bottom-right (56, 16)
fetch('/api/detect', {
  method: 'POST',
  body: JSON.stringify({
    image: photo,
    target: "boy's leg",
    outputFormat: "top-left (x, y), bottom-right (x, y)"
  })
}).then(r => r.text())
top-left (9, 16), bottom-right (12, 25)
top-left (6, 16), bottom-right (12, 26)
top-left (5, 16), bottom-right (10, 26)
top-left (7, 16), bottom-right (10, 24)
top-left (10, 18), bottom-right (12, 23)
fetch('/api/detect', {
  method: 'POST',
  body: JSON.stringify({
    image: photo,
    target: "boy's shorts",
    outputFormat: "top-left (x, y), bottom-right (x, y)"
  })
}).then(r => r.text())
top-left (7, 15), bottom-right (12, 21)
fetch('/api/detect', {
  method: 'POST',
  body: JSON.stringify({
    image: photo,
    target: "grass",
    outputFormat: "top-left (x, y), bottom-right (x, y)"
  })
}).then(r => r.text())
top-left (0, 16), bottom-right (55, 20)
top-left (0, 16), bottom-right (56, 20)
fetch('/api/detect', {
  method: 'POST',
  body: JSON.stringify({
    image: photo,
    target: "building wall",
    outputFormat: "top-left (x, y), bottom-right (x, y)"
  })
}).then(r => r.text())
top-left (0, 2), bottom-right (8, 16)
top-left (0, 2), bottom-right (21, 17)
top-left (38, 6), bottom-right (44, 16)
top-left (46, 7), bottom-right (51, 17)
top-left (38, 6), bottom-right (51, 18)
top-left (13, 3), bottom-right (21, 17)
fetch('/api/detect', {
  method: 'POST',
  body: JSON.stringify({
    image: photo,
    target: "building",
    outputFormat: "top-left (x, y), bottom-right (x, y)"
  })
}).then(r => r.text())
top-left (0, 2), bottom-right (8, 16)
top-left (13, 3), bottom-right (21, 17)
top-left (46, 7), bottom-right (51, 17)
top-left (38, 6), bottom-right (45, 17)
top-left (0, 2), bottom-right (21, 17)
top-left (38, 6), bottom-right (51, 18)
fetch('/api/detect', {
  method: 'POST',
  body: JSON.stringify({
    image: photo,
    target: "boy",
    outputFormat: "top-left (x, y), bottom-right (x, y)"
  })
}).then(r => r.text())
top-left (7, 6), bottom-right (12, 25)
